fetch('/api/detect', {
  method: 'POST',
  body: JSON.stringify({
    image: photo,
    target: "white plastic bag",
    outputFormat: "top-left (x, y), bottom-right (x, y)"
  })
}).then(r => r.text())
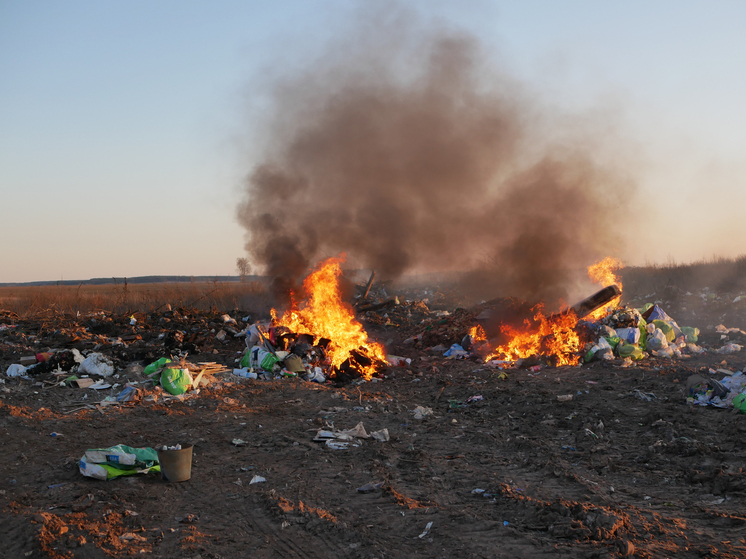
top-left (717, 343), bottom-right (742, 355)
top-left (78, 353), bottom-right (114, 376)
top-left (6, 363), bottom-right (27, 377)
top-left (647, 329), bottom-right (669, 351)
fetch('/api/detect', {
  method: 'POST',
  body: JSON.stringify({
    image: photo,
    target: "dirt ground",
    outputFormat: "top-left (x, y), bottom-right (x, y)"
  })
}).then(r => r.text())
top-left (2, 286), bottom-right (746, 559)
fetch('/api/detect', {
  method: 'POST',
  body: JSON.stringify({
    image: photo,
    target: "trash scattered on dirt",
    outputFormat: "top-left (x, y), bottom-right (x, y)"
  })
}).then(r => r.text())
top-left (77, 353), bottom-right (115, 377)
top-left (357, 481), bottom-right (384, 493)
top-left (412, 405), bottom-right (433, 419)
top-left (312, 422), bottom-right (387, 446)
top-left (6, 363), bottom-right (27, 377)
top-left (687, 371), bottom-right (746, 408)
top-left (417, 521), bottom-right (434, 539)
top-left (5, 260), bottom-right (746, 557)
top-left (79, 445), bottom-right (160, 480)
top-left (370, 428), bottom-right (390, 442)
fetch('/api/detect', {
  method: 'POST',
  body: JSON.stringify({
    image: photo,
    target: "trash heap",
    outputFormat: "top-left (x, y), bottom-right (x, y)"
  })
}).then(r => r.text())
top-left (581, 303), bottom-right (709, 364)
top-left (232, 256), bottom-right (388, 383)
top-left (687, 370), bottom-right (746, 412)
top-left (396, 295), bottom-right (744, 370)
top-left (232, 323), bottom-right (332, 382)
top-left (232, 321), bottom-right (385, 384)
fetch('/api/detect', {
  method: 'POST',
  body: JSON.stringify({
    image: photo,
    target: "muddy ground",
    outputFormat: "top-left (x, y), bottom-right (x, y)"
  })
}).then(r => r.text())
top-left (2, 286), bottom-right (746, 559)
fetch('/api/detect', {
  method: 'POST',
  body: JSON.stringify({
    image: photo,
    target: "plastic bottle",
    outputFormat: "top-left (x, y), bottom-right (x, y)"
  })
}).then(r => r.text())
top-left (233, 368), bottom-right (257, 379)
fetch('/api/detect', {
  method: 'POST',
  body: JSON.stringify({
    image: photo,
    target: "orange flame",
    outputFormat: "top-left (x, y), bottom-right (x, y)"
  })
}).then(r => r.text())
top-left (485, 305), bottom-right (581, 366)
top-left (586, 257), bottom-right (623, 320)
top-left (473, 256), bottom-right (623, 367)
top-left (271, 255), bottom-right (386, 380)
top-left (469, 325), bottom-right (487, 342)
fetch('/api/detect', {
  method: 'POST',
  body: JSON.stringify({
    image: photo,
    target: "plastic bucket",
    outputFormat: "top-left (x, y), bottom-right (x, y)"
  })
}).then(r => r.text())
top-left (157, 444), bottom-right (193, 482)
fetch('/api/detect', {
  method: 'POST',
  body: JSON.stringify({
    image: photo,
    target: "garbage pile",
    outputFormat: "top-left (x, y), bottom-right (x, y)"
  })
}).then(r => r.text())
top-left (232, 321), bottom-right (385, 384)
top-left (389, 295), bottom-right (744, 369)
top-left (231, 256), bottom-right (388, 384)
top-left (0, 307), bottom-right (243, 410)
top-left (687, 370), bottom-right (746, 412)
top-left (581, 303), bottom-right (709, 364)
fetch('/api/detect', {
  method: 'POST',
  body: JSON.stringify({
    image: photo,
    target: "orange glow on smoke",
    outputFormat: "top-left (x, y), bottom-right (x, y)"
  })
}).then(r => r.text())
top-left (485, 305), bottom-right (581, 366)
top-left (271, 255), bottom-right (386, 380)
top-left (586, 257), bottom-right (623, 320)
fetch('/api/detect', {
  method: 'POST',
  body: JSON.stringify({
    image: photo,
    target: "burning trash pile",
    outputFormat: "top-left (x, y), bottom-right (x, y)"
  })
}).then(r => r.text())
top-left (234, 256), bottom-right (388, 383)
top-left (404, 258), bottom-right (742, 369)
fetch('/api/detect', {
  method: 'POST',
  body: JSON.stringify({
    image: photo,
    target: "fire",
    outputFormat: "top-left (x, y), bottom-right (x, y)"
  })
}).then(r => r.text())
top-left (586, 257), bottom-right (623, 320)
top-left (469, 325), bottom-right (487, 342)
top-left (271, 255), bottom-right (386, 380)
top-left (474, 256), bottom-right (624, 367)
top-left (484, 305), bottom-right (581, 366)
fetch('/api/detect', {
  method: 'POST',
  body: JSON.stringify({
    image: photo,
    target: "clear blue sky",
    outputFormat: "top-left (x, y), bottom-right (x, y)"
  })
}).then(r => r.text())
top-left (2, 1), bottom-right (745, 282)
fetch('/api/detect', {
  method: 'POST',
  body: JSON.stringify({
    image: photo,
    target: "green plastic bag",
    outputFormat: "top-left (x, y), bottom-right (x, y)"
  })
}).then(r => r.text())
top-left (638, 318), bottom-right (647, 351)
top-left (144, 357), bottom-right (172, 377)
top-left (652, 320), bottom-right (675, 342)
top-left (248, 346), bottom-right (281, 371)
top-left (733, 393), bottom-right (746, 414)
top-left (160, 368), bottom-right (193, 395)
top-left (79, 444), bottom-right (161, 481)
top-left (618, 343), bottom-right (644, 361)
top-left (681, 326), bottom-right (700, 343)
top-left (605, 336), bottom-right (621, 349)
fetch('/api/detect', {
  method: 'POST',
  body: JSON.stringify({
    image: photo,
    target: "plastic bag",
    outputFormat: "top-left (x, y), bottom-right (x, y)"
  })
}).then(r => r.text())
top-left (6, 363), bottom-right (27, 377)
top-left (652, 320), bottom-right (675, 342)
top-left (248, 346), bottom-right (280, 371)
top-left (246, 324), bottom-right (266, 348)
top-left (585, 337), bottom-right (615, 362)
top-left (652, 346), bottom-right (675, 358)
top-left (78, 353), bottom-right (114, 377)
top-left (605, 336), bottom-right (621, 349)
top-left (160, 368), bottom-right (193, 395)
top-left (645, 304), bottom-right (673, 322)
top-left (647, 328), bottom-right (669, 351)
top-left (618, 343), bottom-right (644, 361)
top-left (638, 318), bottom-right (647, 351)
top-left (444, 344), bottom-right (469, 358)
top-left (733, 393), bottom-right (746, 413)
top-left (616, 327), bottom-right (640, 344)
top-left (681, 326), bottom-right (700, 343)
top-left (144, 357), bottom-right (172, 377)
top-left (717, 343), bottom-right (742, 355)
top-left (79, 444), bottom-right (160, 481)
top-left (686, 343), bottom-right (705, 354)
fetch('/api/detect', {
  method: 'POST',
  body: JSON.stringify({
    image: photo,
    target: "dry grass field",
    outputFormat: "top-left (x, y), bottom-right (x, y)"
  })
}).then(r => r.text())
top-left (0, 280), bottom-right (272, 317)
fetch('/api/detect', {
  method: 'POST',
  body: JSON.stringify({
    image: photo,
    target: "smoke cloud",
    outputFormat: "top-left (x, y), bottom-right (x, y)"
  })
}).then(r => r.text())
top-left (237, 7), bottom-right (637, 306)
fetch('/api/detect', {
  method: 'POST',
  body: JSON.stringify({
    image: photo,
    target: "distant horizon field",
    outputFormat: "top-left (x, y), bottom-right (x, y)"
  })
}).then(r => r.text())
top-left (3, 253), bottom-right (746, 288)
top-left (1, 255), bottom-right (746, 318)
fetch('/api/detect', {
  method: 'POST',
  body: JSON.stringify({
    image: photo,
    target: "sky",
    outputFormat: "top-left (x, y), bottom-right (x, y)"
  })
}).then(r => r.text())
top-left (1, 0), bottom-right (745, 283)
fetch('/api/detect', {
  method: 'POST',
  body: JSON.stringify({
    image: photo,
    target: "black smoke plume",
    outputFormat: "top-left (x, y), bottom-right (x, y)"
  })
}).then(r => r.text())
top-left (237, 8), bottom-right (636, 306)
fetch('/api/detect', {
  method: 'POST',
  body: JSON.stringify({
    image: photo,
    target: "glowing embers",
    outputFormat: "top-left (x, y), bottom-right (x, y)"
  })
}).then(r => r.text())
top-left (271, 255), bottom-right (386, 380)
